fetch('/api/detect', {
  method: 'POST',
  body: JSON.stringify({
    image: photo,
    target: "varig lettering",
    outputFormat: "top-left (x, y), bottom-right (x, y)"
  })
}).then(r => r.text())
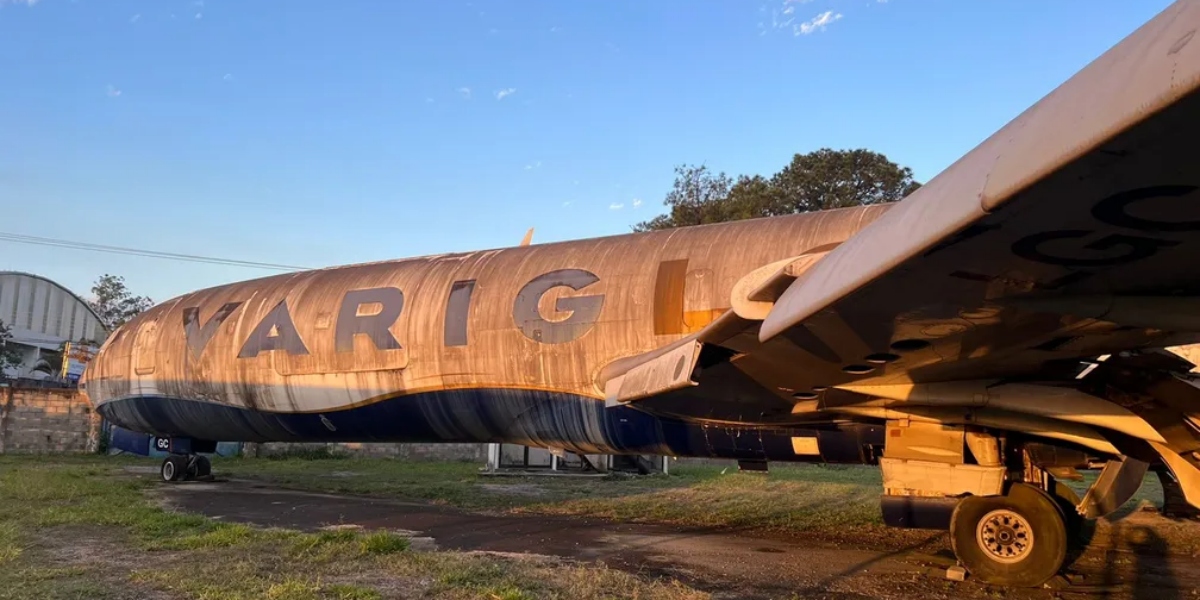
top-left (335, 287), bottom-right (404, 353)
top-left (513, 269), bottom-right (605, 344)
top-left (183, 301), bottom-right (242, 359)
top-left (189, 268), bottom-right (608, 364)
top-left (237, 299), bottom-right (310, 358)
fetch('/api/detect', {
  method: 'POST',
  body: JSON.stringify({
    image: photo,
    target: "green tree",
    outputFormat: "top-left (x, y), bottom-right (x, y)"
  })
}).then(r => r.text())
top-left (769, 148), bottom-right (922, 213)
top-left (0, 319), bottom-right (24, 374)
top-left (635, 148), bottom-right (921, 231)
top-left (89, 274), bottom-right (153, 331)
top-left (633, 165), bottom-right (736, 232)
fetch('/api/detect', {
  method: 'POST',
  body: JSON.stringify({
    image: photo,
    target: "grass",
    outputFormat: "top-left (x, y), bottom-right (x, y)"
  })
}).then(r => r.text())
top-left (211, 454), bottom-right (1200, 558)
top-left (215, 456), bottom-right (1181, 537)
top-left (0, 455), bottom-right (709, 600)
top-left (214, 456), bottom-right (893, 533)
top-left (513, 463), bottom-right (887, 532)
top-left (2, 453), bottom-right (1192, 598)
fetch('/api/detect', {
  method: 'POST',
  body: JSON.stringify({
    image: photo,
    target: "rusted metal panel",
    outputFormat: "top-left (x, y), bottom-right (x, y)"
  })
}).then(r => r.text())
top-left (652, 259), bottom-right (688, 335)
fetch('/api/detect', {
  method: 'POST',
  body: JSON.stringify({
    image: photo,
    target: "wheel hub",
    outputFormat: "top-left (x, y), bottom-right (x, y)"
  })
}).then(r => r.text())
top-left (976, 508), bottom-right (1034, 563)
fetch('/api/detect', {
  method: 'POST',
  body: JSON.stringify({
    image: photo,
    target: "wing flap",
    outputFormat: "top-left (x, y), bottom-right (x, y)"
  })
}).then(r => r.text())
top-left (603, 339), bottom-right (701, 407)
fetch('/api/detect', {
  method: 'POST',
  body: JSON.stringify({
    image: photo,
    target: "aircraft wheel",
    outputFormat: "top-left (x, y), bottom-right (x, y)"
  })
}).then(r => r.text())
top-left (950, 483), bottom-right (1067, 587)
top-left (160, 456), bottom-right (187, 483)
top-left (189, 455), bottom-right (212, 479)
top-left (1050, 480), bottom-right (1094, 562)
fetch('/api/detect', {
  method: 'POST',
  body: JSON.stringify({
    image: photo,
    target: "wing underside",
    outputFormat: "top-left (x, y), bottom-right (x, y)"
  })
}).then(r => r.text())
top-left (601, 2), bottom-right (1200, 508)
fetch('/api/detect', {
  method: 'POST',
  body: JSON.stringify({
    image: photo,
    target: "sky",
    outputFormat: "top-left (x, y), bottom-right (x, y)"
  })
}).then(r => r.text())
top-left (0, 0), bottom-right (1179, 304)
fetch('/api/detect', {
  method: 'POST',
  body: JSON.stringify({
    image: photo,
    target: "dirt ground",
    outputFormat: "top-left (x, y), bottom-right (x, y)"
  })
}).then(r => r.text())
top-left (153, 477), bottom-right (1200, 600)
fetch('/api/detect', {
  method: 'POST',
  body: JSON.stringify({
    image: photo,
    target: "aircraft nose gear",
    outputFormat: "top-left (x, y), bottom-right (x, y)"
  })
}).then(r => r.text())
top-left (977, 509), bottom-right (1034, 563)
top-left (159, 454), bottom-right (213, 483)
top-left (951, 484), bottom-right (1067, 587)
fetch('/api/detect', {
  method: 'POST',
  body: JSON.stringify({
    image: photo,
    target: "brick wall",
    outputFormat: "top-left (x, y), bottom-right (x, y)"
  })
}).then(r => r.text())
top-left (0, 386), bottom-right (100, 454)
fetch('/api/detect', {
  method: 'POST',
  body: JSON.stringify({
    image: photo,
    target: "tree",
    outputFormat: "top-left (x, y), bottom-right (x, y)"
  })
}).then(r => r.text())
top-left (89, 274), bottom-right (153, 331)
top-left (635, 148), bottom-right (922, 231)
top-left (633, 165), bottom-right (736, 232)
top-left (0, 319), bottom-right (24, 375)
top-left (769, 148), bottom-right (922, 213)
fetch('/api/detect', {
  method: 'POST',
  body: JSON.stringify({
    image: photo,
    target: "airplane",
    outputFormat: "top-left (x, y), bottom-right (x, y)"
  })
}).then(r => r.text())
top-left (82, 1), bottom-right (1200, 588)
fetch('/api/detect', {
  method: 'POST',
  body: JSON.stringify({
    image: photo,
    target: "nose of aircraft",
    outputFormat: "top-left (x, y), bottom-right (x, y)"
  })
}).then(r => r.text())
top-left (77, 323), bottom-right (128, 417)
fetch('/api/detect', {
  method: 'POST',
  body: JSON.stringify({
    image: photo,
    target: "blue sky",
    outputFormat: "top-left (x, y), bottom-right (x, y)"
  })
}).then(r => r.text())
top-left (0, 0), bottom-right (1177, 303)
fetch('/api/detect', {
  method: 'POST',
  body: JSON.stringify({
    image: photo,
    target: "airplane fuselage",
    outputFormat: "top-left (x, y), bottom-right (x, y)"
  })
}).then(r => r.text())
top-left (86, 205), bottom-right (893, 461)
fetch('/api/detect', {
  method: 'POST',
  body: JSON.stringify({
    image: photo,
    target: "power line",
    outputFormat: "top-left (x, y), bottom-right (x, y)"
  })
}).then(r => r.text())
top-left (0, 231), bottom-right (313, 271)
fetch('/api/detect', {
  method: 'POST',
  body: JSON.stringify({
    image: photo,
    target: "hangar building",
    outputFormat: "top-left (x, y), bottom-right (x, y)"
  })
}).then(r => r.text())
top-left (0, 272), bottom-right (108, 379)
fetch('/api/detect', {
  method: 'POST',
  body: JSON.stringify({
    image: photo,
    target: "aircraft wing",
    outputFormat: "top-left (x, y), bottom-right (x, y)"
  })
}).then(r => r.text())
top-left (602, 2), bottom-right (1200, 472)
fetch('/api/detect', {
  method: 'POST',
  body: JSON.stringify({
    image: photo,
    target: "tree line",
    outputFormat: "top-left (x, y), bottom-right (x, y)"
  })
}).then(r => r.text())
top-left (633, 147), bottom-right (921, 231)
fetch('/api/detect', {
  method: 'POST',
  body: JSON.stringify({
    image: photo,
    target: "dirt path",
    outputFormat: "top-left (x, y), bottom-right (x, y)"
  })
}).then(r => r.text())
top-left (153, 479), bottom-right (1200, 600)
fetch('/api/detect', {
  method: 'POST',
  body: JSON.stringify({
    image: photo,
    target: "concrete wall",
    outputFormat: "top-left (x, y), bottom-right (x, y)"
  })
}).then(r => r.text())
top-left (0, 386), bottom-right (100, 454)
top-left (246, 441), bottom-right (488, 462)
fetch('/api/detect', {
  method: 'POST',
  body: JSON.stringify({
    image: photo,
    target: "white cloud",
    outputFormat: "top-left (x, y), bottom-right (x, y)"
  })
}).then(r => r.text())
top-left (0, 0), bottom-right (41, 6)
top-left (549, 26), bottom-right (560, 33)
top-left (609, 203), bottom-right (624, 210)
top-left (562, 201), bottom-right (571, 207)
top-left (195, 12), bottom-right (203, 20)
top-left (106, 84), bottom-right (122, 98)
top-left (457, 87), bottom-right (471, 99)
top-left (130, 14), bottom-right (141, 23)
top-left (763, 1), bottom-right (830, 36)
top-left (495, 88), bottom-right (516, 100)
top-left (796, 11), bottom-right (841, 35)
top-left (632, 198), bottom-right (643, 208)
top-left (524, 160), bottom-right (542, 170)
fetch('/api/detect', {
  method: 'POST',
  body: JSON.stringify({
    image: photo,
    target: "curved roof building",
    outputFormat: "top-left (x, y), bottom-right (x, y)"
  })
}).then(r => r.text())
top-left (0, 271), bottom-right (108, 377)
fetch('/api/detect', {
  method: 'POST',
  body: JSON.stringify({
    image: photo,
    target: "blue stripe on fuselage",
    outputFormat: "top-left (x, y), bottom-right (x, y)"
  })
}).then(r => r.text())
top-left (95, 388), bottom-right (883, 462)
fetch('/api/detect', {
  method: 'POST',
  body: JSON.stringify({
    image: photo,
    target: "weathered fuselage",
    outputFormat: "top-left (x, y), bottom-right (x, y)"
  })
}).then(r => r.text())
top-left (85, 205), bottom-right (893, 462)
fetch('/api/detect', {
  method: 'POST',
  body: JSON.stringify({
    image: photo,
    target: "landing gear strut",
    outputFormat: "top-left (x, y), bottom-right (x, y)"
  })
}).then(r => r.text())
top-left (159, 454), bottom-right (212, 483)
top-left (950, 483), bottom-right (1068, 587)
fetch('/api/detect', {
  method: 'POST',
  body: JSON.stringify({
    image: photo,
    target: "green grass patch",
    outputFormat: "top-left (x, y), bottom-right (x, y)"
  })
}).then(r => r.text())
top-left (0, 522), bottom-right (22, 566)
top-left (0, 456), bottom-right (711, 600)
top-left (326, 584), bottom-right (382, 600)
top-left (359, 531), bottom-right (410, 555)
top-left (215, 455), bottom-right (889, 533)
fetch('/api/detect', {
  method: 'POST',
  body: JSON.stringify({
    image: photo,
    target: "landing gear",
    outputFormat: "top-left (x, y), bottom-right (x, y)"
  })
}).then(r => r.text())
top-left (950, 484), bottom-right (1067, 587)
top-left (159, 454), bottom-right (213, 483)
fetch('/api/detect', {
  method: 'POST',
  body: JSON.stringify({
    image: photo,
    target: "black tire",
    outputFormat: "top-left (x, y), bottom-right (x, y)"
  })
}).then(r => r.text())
top-left (160, 456), bottom-right (186, 482)
top-left (950, 483), bottom-right (1067, 587)
top-left (1050, 480), bottom-right (1094, 565)
top-left (191, 455), bottom-right (212, 478)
